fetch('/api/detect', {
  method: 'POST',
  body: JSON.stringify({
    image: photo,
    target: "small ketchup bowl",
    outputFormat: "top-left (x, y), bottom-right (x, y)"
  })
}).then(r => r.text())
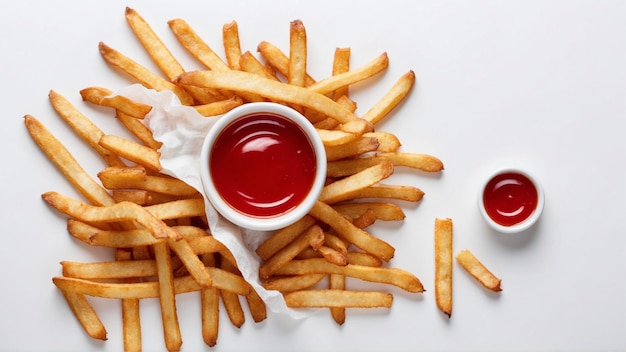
top-left (478, 168), bottom-right (544, 233)
top-left (200, 102), bottom-right (326, 231)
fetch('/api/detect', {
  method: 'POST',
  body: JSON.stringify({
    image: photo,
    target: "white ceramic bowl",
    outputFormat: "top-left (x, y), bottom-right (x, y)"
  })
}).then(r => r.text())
top-left (478, 168), bottom-right (545, 233)
top-left (200, 102), bottom-right (326, 231)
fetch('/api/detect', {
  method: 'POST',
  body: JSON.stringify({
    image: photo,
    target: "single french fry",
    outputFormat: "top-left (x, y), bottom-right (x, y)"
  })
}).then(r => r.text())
top-left (112, 189), bottom-right (149, 205)
top-left (222, 21), bottom-right (242, 71)
top-left (98, 42), bottom-right (194, 105)
top-left (435, 218), bottom-right (453, 318)
top-left (329, 274), bottom-right (346, 325)
top-left (24, 116), bottom-right (115, 206)
top-left (361, 70), bottom-right (415, 125)
top-left (324, 136), bottom-right (379, 161)
top-left (284, 290), bottom-right (393, 309)
top-left (315, 128), bottom-right (359, 147)
top-left (115, 249), bottom-right (142, 352)
top-left (307, 53), bottom-right (389, 96)
top-left (219, 258), bottom-right (246, 328)
top-left (288, 19), bottom-right (307, 87)
top-left (309, 201), bottom-right (395, 261)
top-left (332, 47), bottom-right (351, 100)
top-left (364, 131), bottom-right (401, 153)
top-left (333, 202), bottom-right (406, 221)
top-left (60, 288), bottom-right (107, 341)
top-left (168, 18), bottom-right (230, 71)
top-left (274, 258), bottom-right (423, 293)
top-left (153, 242), bottom-right (182, 351)
top-left (200, 254), bottom-right (219, 347)
top-left (99, 134), bottom-right (162, 171)
top-left (327, 152), bottom-right (444, 177)
top-left (456, 249), bottom-right (502, 292)
top-left (245, 288), bottom-right (268, 323)
top-left (348, 184), bottom-right (425, 203)
top-left (259, 225), bottom-right (324, 279)
top-left (80, 86), bottom-right (152, 119)
top-left (125, 7), bottom-right (185, 81)
top-left (144, 199), bottom-right (206, 220)
top-left (194, 96), bottom-right (243, 117)
top-left (48, 91), bottom-right (126, 167)
top-left (316, 246), bottom-right (348, 266)
top-left (351, 208), bottom-right (378, 229)
top-left (319, 161), bottom-right (394, 204)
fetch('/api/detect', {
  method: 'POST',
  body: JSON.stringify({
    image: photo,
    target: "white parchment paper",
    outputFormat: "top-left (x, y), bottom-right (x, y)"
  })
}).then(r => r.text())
top-left (114, 84), bottom-right (305, 319)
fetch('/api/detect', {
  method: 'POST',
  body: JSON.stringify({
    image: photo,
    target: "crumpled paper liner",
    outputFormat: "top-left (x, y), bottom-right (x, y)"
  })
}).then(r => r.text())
top-left (114, 84), bottom-right (306, 319)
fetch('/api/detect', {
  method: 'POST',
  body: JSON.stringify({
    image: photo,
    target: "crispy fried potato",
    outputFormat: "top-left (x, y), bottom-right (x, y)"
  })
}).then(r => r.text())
top-left (456, 249), bottom-right (502, 292)
top-left (222, 21), bottom-right (242, 71)
top-left (168, 18), bottom-right (230, 71)
top-left (435, 218), bottom-right (453, 318)
top-left (60, 288), bottom-right (107, 341)
top-left (99, 134), bottom-right (162, 171)
top-left (116, 111), bottom-right (163, 150)
top-left (361, 70), bottom-right (415, 125)
top-left (284, 290), bottom-right (393, 309)
top-left (307, 53), bottom-right (389, 95)
top-left (332, 47), bottom-right (351, 100)
top-left (262, 274), bottom-right (326, 293)
top-left (319, 161), bottom-right (394, 204)
top-left (80, 86), bottom-right (153, 119)
top-left (288, 19), bottom-right (307, 87)
top-left (327, 152), bottom-right (444, 177)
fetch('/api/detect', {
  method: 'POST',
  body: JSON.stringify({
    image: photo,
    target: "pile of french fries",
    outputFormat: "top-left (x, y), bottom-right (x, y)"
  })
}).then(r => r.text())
top-left (24, 7), bottom-right (503, 351)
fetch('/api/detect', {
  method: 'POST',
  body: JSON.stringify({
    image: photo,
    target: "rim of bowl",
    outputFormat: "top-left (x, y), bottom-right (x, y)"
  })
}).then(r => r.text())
top-left (477, 168), bottom-right (545, 234)
top-left (199, 102), bottom-right (326, 231)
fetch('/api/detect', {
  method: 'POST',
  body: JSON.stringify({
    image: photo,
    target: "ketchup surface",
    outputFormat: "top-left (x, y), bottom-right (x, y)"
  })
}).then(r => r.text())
top-left (210, 113), bottom-right (317, 218)
top-left (483, 172), bottom-right (538, 226)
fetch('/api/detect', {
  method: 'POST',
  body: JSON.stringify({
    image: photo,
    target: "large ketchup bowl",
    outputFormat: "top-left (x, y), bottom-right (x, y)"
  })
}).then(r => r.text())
top-left (478, 168), bottom-right (545, 233)
top-left (200, 102), bottom-right (326, 231)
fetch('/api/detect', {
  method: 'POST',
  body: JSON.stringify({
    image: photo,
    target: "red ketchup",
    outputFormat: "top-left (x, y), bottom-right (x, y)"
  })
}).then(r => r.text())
top-left (210, 113), bottom-right (317, 218)
top-left (483, 172), bottom-right (538, 227)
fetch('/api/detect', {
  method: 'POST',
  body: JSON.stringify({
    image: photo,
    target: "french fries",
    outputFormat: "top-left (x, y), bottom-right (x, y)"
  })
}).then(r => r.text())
top-left (456, 250), bottom-right (502, 292)
top-left (26, 8), bottom-right (453, 349)
top-left (435, 218), bottom-right (453, 317)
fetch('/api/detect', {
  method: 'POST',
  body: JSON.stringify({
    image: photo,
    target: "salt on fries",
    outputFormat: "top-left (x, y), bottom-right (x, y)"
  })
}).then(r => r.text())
top-left (24, 7), bottom-right (446, 350)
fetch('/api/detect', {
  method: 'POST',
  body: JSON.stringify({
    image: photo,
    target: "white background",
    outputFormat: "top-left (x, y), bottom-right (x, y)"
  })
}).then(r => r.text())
top-left (1, 1), bottom-right (624, 351)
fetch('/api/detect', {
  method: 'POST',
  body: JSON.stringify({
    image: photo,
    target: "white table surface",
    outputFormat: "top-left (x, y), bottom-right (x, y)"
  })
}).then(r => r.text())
top-left (1, 1), bottom-right (624, 351)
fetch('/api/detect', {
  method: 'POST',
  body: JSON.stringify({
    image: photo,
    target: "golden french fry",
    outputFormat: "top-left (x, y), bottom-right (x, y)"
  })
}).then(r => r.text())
top-left (435, 218), bottom-right (453, 318)
top-left (112, 190), bottom-right (149, 205)
top-left (80, 86), bottom-right (152, 119)
top-left (200, 254), bottom-right (219, 347)
top-left (456, 249), bottom-right (502, 292)
top-left (116, 111), bottom-right (162, 149)
top-left (309, 201), bottom-right (395, 261)
top-left (60, 288), bottom-right (107, 341)
top-left (125, 7), bottom-right (184, 81)
top-left (222, 21), bottom-right (242, 71)
top-left (245, 288), bottom-right (268, 323)
top-left (262, 274), bottom-right (325, 293)
top-left (307, 53), bottom-right (389, 96)
top-left (323, 232), bottom-right (348, 257)
top-left (332, 47), bottom-right (351, 100)
top-left (319, 161), bottom-right (394, 204)
top-left (316, 246), bottom-right (348, 266)
top-left (144, 199), bottom-right (206, 220)
top-left (348, 184), bottom-right (425, 203)
top-left (193, 96), bottom-right (243, 117)
top-left (24, 116), bottom-right (115, 206)
top-left (315, 128), bottom-right (359, 147)
top-left (99, 134), bottom-right (162, 171)
top-left (324, 136), bottom-right (379, 161)
top-left (329, 274), bottom-right (346, 325)
top-left (153, 242), bottom-right (182, 351)
top-left (121, 298), bottom-right (141, 352)
top-left (42, 191), bottom-right (181, 240)
top-left (259, 225), bottom-right (324, 279)
top-left (98, 42), bottom-right (194, 105)
top-left (351, 208), bottom-right (378, 229)
top-left (176, 70), bottom-right (373, 135)
top-left (168, 18), bottom-right (230, 71)
top-left (284, 290), bottom-right (393, 309)
top-left (288, 19), bottom-right (307, 87)
top-left (48, 91), bottom-right (126, 167)
top-left (333, 202), bottom-right (405, 221)
top-left (327, 152), bottom-right (444, 177)
top-left (361, 70), bottom-right (416, 125)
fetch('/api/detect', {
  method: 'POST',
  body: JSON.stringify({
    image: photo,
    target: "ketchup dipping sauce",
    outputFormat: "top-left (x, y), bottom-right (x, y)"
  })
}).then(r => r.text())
top-left (478, 169), bottom-right (545, 233)
top-left (200, 102), bottom-right (326, 231)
